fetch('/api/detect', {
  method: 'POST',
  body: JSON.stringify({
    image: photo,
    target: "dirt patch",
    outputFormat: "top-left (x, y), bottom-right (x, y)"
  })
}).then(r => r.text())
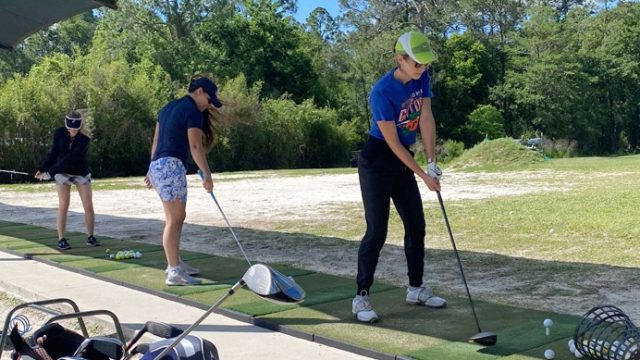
top-left (1, 171), bottom-right (638, 323)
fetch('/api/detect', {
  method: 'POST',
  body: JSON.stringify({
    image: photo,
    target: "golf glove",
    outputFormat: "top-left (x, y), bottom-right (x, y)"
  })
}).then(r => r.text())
top-left (36, 172), bottom-right (51, 181)
top-left (426, 161), bottom-right (442, 180)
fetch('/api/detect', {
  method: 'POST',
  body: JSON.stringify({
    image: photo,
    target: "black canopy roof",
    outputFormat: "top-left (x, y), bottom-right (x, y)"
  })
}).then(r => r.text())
top-left (0, 0), bottom-right (117, 50)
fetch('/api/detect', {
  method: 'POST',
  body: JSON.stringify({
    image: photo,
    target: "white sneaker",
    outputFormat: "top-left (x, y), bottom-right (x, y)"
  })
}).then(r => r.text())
top-left (406, 285), bottom-right (446, 308)
top-left (165, 269), bottom-right (202, 286)
top-left (352, 291), bottom-right (379, 323)
top-left (165, 260), bottom-right (200, 276)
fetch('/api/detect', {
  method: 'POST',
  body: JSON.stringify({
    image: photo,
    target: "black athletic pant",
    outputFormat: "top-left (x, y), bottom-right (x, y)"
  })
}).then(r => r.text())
top-left (356, 136), bottom-right (426, 295)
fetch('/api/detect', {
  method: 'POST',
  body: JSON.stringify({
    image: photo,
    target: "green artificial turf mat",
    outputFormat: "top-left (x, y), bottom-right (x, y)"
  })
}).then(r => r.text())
top-left (3, 228), bottom-right (57, 240)
top-left (100, 266), bottom-right (218, 291)
top-left (185, 274), bottom-right (396, 317)
top-left (262, 305), bottom-right (448, 355)
top-left (409, 341), bottom-right (501, 360)
top-left (0, 220), bottom-right (588, 359)
top-left (47, 254), bottom-right (104, 262)
top-left (3, 240), bottom-right (47, 250)
top-left (68, 258), bottom-right (141, 273)
top-left (163, 283), bottom-right (231, 296)
top-left (479, 316), bottom-right (578, 356)
top-left (0, 223), bottom-right (36, 232)
top-left (260, 289), bottom-right (581, 358)
top-left (183, 286), bottom-right (299, 316)
top-left (515, 337), bottom-right (574, 360)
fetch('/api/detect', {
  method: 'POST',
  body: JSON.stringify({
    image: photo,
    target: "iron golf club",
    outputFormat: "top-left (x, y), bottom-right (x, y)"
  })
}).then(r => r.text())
top-left (197, 170), bottom-right (252, 266)
top-left (0, 169), bottom-right (31, 175)
top-left (152, 263), bottom-right (305, 360)
top-left (436, 191), bottom-right (497, 346)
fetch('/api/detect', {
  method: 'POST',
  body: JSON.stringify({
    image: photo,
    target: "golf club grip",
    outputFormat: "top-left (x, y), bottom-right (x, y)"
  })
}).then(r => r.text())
top-left (436, 191), bottom-right (483, 333)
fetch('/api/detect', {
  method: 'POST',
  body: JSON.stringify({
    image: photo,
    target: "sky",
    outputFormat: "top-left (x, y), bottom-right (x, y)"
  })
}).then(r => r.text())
top-left (294, 1), bottom-right (342, 23)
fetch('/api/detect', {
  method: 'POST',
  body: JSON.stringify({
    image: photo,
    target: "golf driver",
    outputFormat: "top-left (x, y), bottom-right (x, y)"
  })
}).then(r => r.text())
top-left (152, 263), bottom-right (305, 360)
top-left (436, 191), bottom-right (497, 346)
top-left (197, 170), bottom-right (251, 266)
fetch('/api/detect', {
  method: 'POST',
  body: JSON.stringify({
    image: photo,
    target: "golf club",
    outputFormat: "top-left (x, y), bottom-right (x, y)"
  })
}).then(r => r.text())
top-left (436, 191), bottom-right (497, 346)
top-left (124, 321), bottom-right (182, 353)
top-left (72, 336), bottom-right (125, 359)
top-left (197, 170), bottom-right (252, 266)
top-left (0, 169), bottom-right (31, 175)
top-left (152, 263), bottom-right (305, 360)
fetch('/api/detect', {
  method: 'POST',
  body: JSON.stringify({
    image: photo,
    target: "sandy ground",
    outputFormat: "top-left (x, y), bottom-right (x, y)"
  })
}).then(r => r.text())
top-left (1, 171), bottom-right (639, 323)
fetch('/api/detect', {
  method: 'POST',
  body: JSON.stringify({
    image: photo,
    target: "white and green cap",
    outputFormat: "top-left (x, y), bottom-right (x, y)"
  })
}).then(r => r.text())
top-left (395, 31), bottom-right (437, 65)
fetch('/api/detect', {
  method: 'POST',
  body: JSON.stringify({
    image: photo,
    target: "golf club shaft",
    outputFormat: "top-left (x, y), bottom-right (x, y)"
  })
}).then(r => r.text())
top-left (152, 280), bottom-right (245, 360)
top-left (436, 191), bottom-right (483, 333)
top-left (209, 191), bottom-right (252, 266)
top-left (197, 170), bottom-right (252, 266)
top-left (0, 169), bottom-right (31, 175)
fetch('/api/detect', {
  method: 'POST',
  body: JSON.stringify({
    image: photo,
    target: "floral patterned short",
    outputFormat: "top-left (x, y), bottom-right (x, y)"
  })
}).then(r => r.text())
top-left (148, 157), bottom-right (187, 203)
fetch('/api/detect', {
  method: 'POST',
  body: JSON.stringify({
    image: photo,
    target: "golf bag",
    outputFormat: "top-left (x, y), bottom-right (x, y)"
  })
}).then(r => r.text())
top-left (139, 335), bottom-right (219, 360)
top-left (9, 322), bottom-right (120, 360)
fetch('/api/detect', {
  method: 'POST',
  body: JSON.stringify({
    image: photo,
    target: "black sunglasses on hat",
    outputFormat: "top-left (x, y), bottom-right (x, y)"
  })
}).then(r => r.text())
top-left (65, 115), bottom-right (82, 129)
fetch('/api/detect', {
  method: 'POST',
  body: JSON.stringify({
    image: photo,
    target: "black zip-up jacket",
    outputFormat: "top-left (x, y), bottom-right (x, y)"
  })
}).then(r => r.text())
top-left (39, 127), bottom-right (91, 176)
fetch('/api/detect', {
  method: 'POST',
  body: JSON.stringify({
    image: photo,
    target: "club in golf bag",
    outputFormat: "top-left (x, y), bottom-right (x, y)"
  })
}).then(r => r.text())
top-left (436, 191), bottom-right (497, 346)
top-left (151, 263), bottom-right (305, 360)
top-left (197, 170), bottom-right (251, 266)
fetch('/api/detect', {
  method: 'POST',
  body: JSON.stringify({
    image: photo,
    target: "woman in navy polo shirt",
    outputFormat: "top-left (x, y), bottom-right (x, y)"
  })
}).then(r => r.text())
top-left (35, 110), bottom-right (100, 250)
top-left (144, 75), bottom-right (222, 286)
top-left (352, 31), bottom-right (446, 323)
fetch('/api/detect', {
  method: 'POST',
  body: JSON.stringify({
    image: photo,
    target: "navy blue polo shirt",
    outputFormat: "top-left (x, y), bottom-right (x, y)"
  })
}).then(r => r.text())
top-left (152, 96), bottom-right (204, 166)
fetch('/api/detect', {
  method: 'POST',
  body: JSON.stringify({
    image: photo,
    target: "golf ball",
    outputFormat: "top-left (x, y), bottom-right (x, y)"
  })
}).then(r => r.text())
top-left (544, 349), bottom-right (555, 359)
top-left (543, 318), bottom-right (553, 327)
top-left (574, 348), bottom-right (583, 358)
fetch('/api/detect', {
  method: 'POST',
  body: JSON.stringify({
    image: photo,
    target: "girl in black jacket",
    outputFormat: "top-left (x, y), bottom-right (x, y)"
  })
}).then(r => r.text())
top-left (35, 110), bottom-right (100, 250)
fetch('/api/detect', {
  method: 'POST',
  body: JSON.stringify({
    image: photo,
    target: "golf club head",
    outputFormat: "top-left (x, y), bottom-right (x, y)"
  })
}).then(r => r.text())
top-left (145, 321), bottom-right (183, 339)
top-left (126, 319), bottom-right (184, 352)
top-left (242, 264), bottom-right (305, 304)
top-left (73, 336), bottom-right (125, 359)
top-left (469, 331), bottom-right (497, 346)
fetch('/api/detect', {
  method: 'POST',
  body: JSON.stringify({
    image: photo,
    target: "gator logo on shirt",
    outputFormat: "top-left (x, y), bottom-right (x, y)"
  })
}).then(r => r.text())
top-left (397, 94), bottom-right (422, 135)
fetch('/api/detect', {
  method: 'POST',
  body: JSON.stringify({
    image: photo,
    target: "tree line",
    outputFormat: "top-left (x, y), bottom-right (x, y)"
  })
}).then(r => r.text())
top-left (1, 0), bottom-right (638, 178)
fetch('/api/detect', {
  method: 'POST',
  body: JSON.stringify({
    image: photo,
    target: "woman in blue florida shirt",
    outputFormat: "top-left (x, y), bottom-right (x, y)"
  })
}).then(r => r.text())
top-left (352, 31), bottom-right (446, 323)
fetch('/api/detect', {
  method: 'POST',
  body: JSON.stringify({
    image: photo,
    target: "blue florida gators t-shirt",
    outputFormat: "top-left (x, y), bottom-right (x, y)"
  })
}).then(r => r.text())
top-left (369, 69), bottom-right (433, 146)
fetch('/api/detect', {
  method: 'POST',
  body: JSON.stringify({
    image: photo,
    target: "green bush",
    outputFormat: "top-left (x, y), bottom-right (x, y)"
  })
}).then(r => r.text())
top-left (466, 104), bottom-right (505, 144)
top-left (440, 140), bottom-right (465, 163)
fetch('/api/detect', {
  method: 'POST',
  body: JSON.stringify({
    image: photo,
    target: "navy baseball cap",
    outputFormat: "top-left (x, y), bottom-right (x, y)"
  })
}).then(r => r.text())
top-left (189, 77), bottom-right (222, 108)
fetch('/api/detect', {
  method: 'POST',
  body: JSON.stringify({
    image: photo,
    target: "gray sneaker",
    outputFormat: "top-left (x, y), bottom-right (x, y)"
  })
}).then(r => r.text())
top-left (165, 269), bottom-right (202, 286)
top-left (352, 291), bottom-right (379, 323)
top-left (165, 260), bottom-right (200, 276)
top-left (406, 285), bottom-right (447, 308)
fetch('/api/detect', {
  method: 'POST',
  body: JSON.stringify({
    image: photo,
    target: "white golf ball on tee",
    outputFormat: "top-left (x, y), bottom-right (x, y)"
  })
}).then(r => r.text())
top-left (544, 349), bottom-right (555, 359)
